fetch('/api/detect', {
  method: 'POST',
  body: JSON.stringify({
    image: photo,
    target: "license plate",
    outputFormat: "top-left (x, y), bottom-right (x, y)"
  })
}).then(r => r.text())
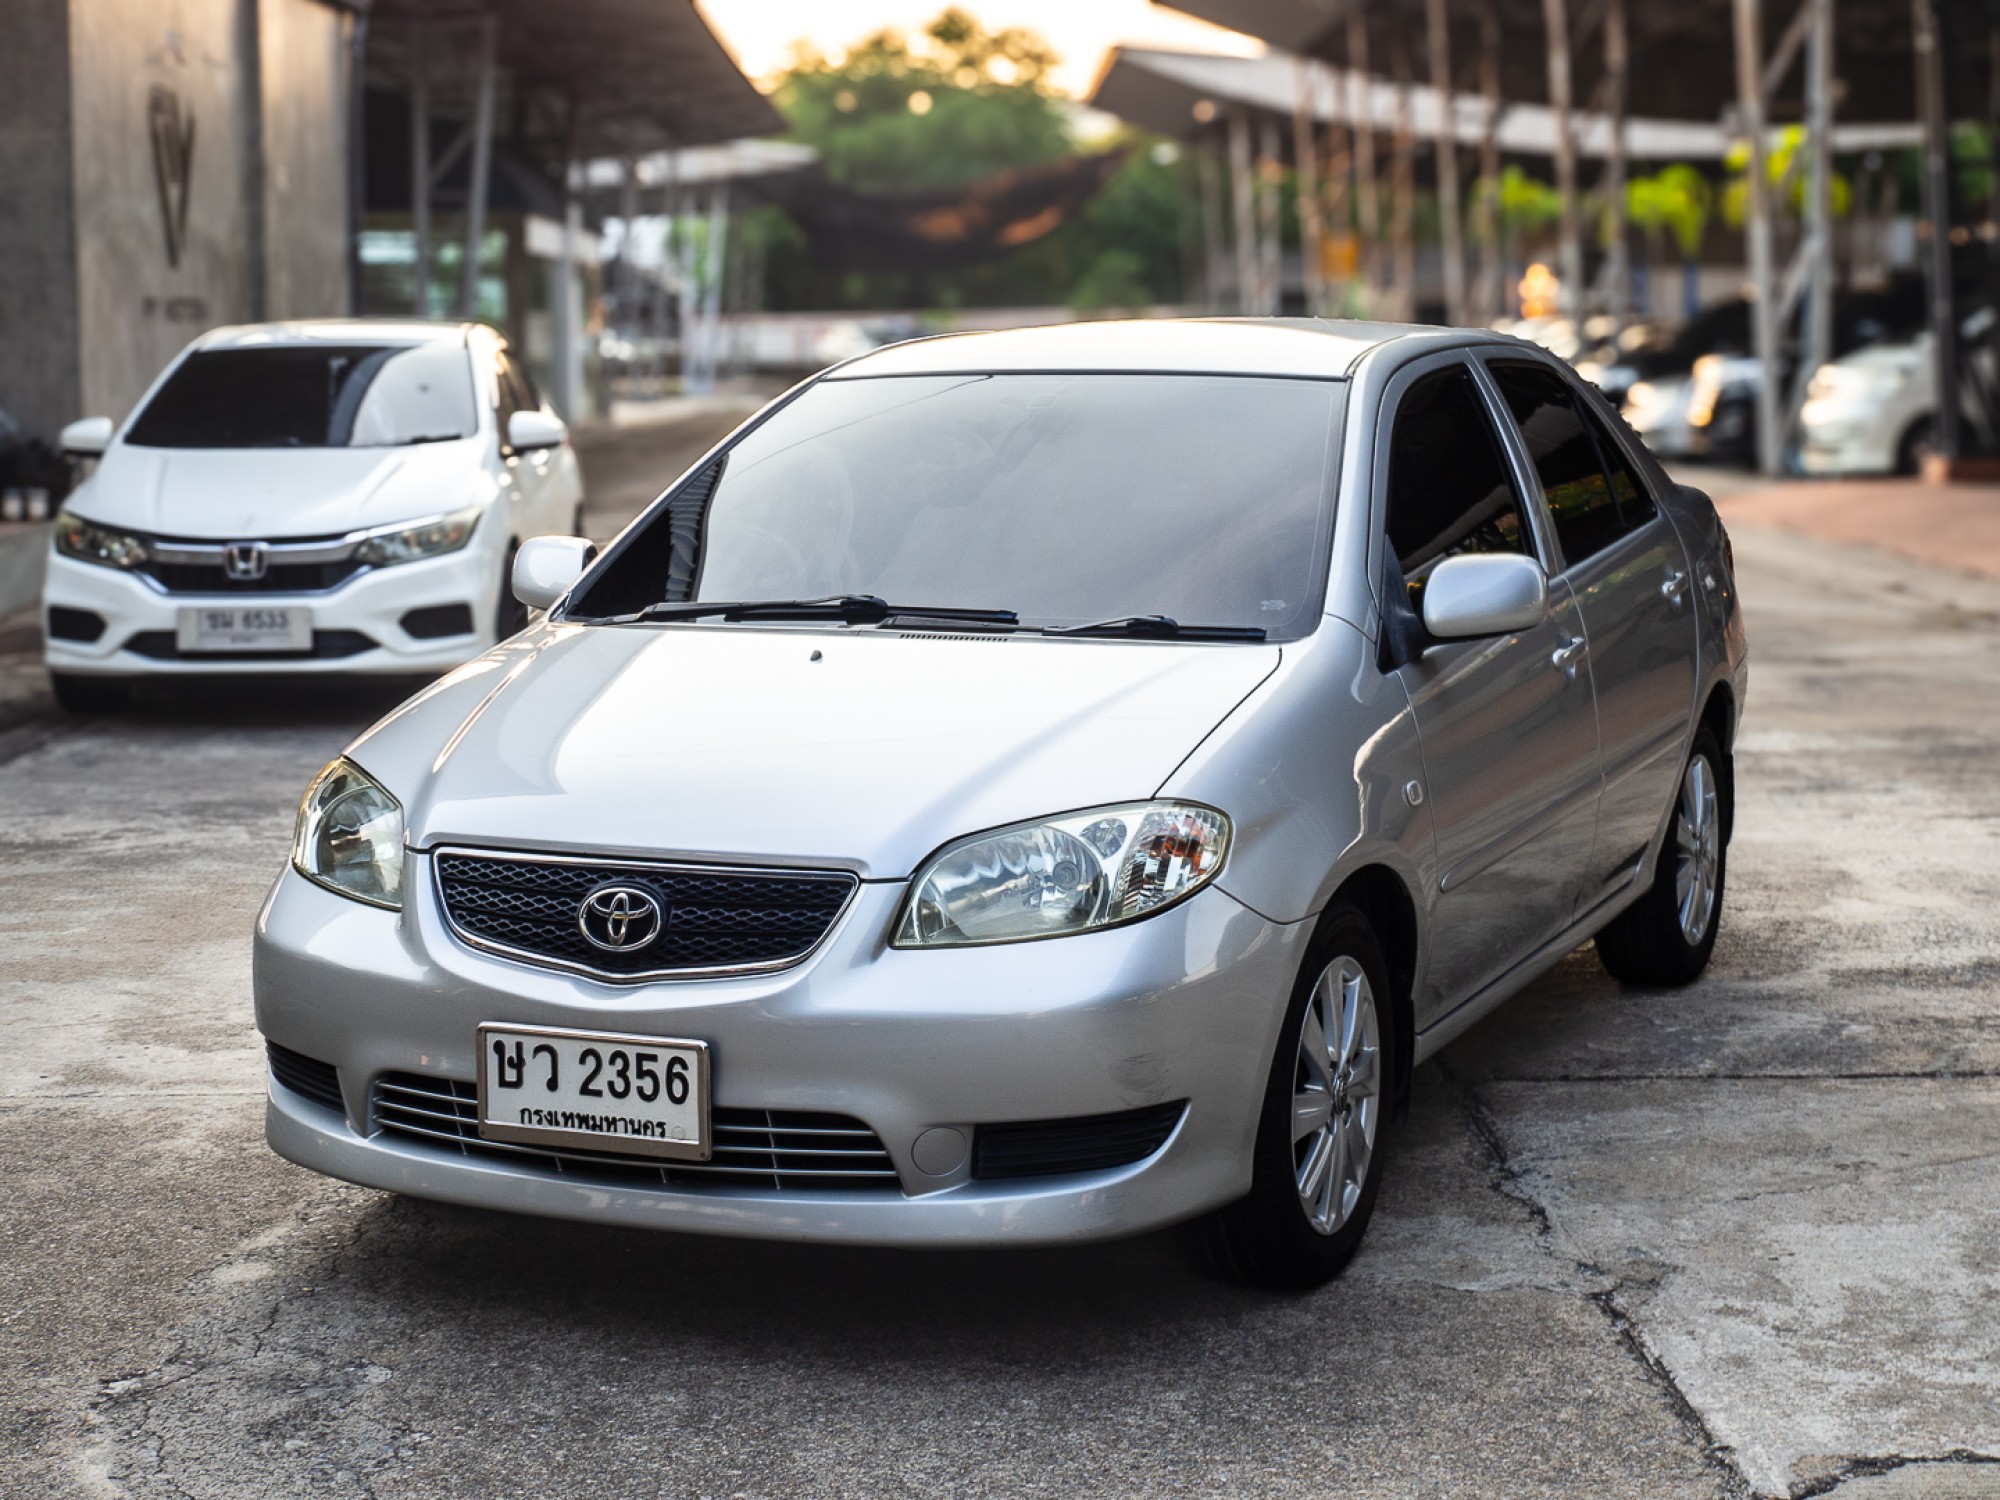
top-left (175, 605), bottom-right (312, 653)
top-left (476, 1023), bottom-right (711, 1161)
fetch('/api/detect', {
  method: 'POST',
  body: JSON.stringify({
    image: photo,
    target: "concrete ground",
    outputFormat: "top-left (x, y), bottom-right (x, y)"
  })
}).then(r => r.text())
top-left (1, 440), bottom-right (1996, 1499)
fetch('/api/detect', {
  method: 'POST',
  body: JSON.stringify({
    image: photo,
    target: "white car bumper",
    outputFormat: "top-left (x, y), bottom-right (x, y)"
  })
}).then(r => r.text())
top-left (42, 546), bottom-right (501, 678)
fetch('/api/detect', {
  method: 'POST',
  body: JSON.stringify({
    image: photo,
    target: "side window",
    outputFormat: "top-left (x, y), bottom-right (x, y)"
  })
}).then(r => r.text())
top-left (501, 350), bottom-right (542, 413)
top-left (493, 348), bottom-right (538, 451)
top-left (1576, 401), bottom-right (1657, 531)
top-left (1490, 361), bottom-right (1651, 565)
top-left (1385, 366), bottom-right (1533, 609)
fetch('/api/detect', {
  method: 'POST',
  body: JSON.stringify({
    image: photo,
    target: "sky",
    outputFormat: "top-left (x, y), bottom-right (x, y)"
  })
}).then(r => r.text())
top-left (694, 1), bottom-right (1262, 99)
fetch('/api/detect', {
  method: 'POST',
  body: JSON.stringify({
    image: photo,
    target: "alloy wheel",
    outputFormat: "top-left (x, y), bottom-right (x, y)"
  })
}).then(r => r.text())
top-left (1292, 955), bottom-right (1381, 1235)
top-left (1674, 753), bottom-right (1722, 946)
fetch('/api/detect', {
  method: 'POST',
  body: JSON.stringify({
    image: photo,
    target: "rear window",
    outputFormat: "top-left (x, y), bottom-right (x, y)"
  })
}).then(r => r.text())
top-left (125, 343), bottom-right (478, 449)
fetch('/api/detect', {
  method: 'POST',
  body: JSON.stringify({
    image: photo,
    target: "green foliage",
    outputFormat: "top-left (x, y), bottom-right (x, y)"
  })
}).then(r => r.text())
top-left (1467, 166), bottom-right (1563, 242)
top-left (1627, 165), bottom-right (1712, 261)
top-left (1721, 126), bottom-right (1851, 226)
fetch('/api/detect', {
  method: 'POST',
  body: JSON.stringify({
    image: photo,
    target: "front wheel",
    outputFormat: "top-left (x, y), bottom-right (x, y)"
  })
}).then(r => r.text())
top-left (1594, 726), bottom-right (1728, 986)
top-left (1204, 903), bottom-right (1393, 1290)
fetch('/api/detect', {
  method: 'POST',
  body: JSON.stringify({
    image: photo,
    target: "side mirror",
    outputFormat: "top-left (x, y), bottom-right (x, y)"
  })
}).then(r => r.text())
top-left (1421, 553), bottom-right (1548, 640)
top-left (60, 416), bottom-right (114, 456)
top-left (512, 535), bottom-right (597, 612)
top-left (507, 410), bottom-right (566, 451)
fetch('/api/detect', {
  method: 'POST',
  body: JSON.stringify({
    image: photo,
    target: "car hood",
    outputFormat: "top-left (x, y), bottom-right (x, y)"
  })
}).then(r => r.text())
top-left (73, 439), bottom-right (491, 538)
top-left (349, 623), bottom-right (1283, 880)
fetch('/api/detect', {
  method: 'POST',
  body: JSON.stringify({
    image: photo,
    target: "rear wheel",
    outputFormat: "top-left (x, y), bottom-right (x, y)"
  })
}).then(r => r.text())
top-left (1594, 726), bottom-right (1728, 986)
top-left (1896, 417), bottom-right (1936, 477)
top-left (1204, 903), bottom-right (1392, 1290)
top-left (49, 673), bottom-right (130, 715)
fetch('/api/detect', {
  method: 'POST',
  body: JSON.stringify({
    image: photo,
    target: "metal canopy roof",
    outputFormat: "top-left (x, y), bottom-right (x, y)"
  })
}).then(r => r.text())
top-left (1157, 0), bottom-right (1993, 125)
top-left (365, 0), bottom-right (781, 158)
top-left (1089, 45), bottom-right (1919, 160)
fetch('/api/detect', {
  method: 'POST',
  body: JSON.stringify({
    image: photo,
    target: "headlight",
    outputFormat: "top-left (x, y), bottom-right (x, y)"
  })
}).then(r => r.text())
top-left (292, 758), bottom-right (404, 908)
top-left (54, 511), bottom-right (150, 570)
top-left (893, 802), bottom-right (1230, 948)
top-left (353, 505), bottom-right (482, 567)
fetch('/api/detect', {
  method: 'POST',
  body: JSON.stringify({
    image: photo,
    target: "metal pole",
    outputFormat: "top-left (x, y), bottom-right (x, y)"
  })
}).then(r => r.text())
top-left (1735, 0), bottom-right (1783, 475)
top-left (1426, 0), bottom-right (1467, 325)
top-left (1258, 116), bottom-right (1284, 314)
top-left (457, 14), bottom-right (497, 319)
top-left (409, 22), bottom-right (430, 317)
top-left (1603, 0), bottom-right (1630, 329)
top-left (1789, 0), bottom-right (1835, 442)
top-left (346, 8), bottom-right (369, 315)
top-left (1543, 0), bottom-right (1583, 317)
top-left (1294, 60), bottom-right (1328, 317)
top-left (1229, 109), bottom-right (1257, 313)
top-left (1477, 0), bottom-right (1503, 323)
top-left (1349, 14), bottom-right (1383, 302)
top-left (1914, 0), bottom-right (1961, 463)
top-left (1392, 42), bottom-right (1417, 321)
top-left (1198, 134), bottom-right (1226, 313)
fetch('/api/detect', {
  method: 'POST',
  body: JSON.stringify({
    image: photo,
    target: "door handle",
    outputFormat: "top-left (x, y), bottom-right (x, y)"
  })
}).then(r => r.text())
top-left (1661, 570), bottom-right (1688, 606)
top-left (1551, 637), bottom-right (1587, 679)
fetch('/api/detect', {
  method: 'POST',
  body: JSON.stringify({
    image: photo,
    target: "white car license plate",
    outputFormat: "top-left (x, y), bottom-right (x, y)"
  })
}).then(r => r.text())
top-left (175, 605), bottom-right (312, 653)
top-left (476, 1023), bottom-right (711, 1161)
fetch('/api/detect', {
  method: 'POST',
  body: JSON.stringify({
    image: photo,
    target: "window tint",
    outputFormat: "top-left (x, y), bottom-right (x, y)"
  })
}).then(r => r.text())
top-left (126, 344), bottom-right (477, 449)
top-left (1490, 361), bottom-right (1642, 565)
top-left (1385, 367), bottom-right (1531, 605)
top-left (1575, 400), bottom-right (1656, 530)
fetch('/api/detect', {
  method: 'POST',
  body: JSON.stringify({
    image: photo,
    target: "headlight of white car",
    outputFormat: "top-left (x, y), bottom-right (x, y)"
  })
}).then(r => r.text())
top-left (292, 758), bottom-right (404, 908)
top-left (353, 505), bottom-right (482, 567)
top-left (54, 511), bottom-right (150, 570)
top-left (893, 802), bottom-right (1230, 948)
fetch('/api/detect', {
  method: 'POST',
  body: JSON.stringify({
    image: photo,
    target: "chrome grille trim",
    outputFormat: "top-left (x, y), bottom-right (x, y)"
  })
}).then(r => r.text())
top-left (372, 1072), bottom-right (903, 1193)
top-left (429, 845), bottom-right (861, 982)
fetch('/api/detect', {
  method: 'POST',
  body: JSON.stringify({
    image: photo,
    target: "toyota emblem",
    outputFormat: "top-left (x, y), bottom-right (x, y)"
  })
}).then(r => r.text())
top-left (577, 883), bottom-right (665, 952)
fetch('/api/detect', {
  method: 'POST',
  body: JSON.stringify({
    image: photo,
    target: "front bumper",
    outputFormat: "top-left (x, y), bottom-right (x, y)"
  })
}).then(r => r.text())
top-left (42, 546), bottom-right (498, 677)
top-left (254, 856), bottom-right (1308, 1246)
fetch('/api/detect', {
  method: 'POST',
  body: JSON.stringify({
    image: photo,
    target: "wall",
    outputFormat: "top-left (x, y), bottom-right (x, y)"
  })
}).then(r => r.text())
top-left (260, 0), bottom-right (349, 320)
top-left (0, 0), bottom-right (82, 442)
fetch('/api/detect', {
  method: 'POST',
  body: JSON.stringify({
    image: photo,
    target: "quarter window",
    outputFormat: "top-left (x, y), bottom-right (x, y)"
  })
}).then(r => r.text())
top-left (1490, 361), bottom-right (1655, 565)
top-left (1385, 366), bottom-right (1533, 607)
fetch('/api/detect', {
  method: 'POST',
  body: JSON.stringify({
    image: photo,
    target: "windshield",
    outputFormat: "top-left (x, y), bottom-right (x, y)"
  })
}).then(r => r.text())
top-left (124, 343), bottom-right (479, 449)
top-left (579, 372), bottom-right (1343, 640)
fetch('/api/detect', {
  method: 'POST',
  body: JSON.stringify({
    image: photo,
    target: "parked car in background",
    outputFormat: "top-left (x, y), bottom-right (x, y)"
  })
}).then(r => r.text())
top-left (1798, 309), bottom-right (1993, 476)
top-left (44, 322), bottom-right (584, 712)
top-left (1617, 299), bottom-right (1755, 461)
top-left (256, 319), bottom-right (1746, 1290)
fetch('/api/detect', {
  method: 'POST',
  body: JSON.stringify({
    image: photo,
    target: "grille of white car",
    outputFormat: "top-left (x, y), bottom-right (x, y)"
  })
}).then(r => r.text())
top-left (371, 1072), bottom-right (903, 1193)
top-left (433, 849), bottom-right (858, 980)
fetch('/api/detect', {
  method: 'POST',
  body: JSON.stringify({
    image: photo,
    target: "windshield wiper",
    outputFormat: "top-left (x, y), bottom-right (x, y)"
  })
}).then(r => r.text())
top-left (1047, 614), bottom-right (1268, 641)
top-left (610, 594), bottom-right (1022, 628)
top-left (388, 432), bottom-right (467, 446)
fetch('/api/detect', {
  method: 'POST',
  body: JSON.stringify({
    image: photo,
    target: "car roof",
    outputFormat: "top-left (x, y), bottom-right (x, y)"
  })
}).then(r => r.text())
top-left (190, 320), bottom-right (478, 351)
top-left (832, 317), bottom-right (1484, 381)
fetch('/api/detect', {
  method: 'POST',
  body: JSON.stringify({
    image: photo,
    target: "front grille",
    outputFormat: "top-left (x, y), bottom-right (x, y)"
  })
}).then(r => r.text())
top-left (122, 629), bottom-right (377, 661)
top-left (972, 1101), bottom-right (1187, 1181)
top-left (434, 850), bottom-right (858, 979)
top-left (267, 1041), bottom-right (345, 1114)
top-left (141, 559), bottom-right (366, 593)
top-left (373, 1072), bottom-right (901, 1193)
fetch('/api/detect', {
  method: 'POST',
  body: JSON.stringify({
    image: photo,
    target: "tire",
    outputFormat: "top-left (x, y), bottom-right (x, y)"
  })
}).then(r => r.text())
top-left (495, 542), bottom-right (529, 642)
top-left (1895, 418), bottom-right (1935, 478)
top-left (1204, 902), bottom-right (1394, 1290)
top-left (49, 672), bottom-right (130, 715)
top-left (1594, 726), bottom-right (1728, 987)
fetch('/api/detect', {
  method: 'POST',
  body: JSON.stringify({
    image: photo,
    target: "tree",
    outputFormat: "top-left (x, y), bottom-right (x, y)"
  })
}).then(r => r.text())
top-left (1629, 164), bottom-right (1712, 317)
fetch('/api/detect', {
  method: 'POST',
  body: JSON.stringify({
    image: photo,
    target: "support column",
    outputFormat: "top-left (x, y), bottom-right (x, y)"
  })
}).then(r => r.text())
top-left (408, 22), bottom-right (431, 317)
top-left (1603, 0), bottom-right (1630, 328)
top-left (1294, 60), bottom-right (1327, 317)
top-left (1734, 0), bottom-right (1783, 475)
top-left (1229, 110), bottom-right (1257, 313)
top-left (1392, 43), bottom-right (1417, 321)
top-left (1198, 133), bottom-right (1227, 313)
top-left (1790, 0), bottom-right (1835, 439)
top-left (1477, 0), bottom-right (1503, 322)
top-left (1426, 0), bottom-right (1467, 325)
top-left (1543, 0), bottom-right (1583, 317)
top-left (1257, 116), bottom-right (1284, 314)
top-left (457, 14), bottom-right (498, 319)
top-left (1914, 0), bottom-right (1962, 462)
top-left (1349, 14), bottom-right (1383, 303)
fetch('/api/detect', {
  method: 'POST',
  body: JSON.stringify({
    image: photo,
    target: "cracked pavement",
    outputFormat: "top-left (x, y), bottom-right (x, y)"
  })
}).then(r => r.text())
top-left (2, 461), bottom-right (1997, 1498)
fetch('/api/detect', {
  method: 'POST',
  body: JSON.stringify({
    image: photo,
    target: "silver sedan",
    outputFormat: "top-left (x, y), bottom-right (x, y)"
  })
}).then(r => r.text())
top-left (256, 319), bottom-right (1746, 1288)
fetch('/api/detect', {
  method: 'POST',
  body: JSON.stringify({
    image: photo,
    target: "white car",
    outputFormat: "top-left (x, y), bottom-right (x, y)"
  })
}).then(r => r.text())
top-left (44, 321), bottom-right (585, 712)
top-left (1799, 335), bottom-right (1939, 476)
top-left (1622, 373), bottom-right (1699, 460)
